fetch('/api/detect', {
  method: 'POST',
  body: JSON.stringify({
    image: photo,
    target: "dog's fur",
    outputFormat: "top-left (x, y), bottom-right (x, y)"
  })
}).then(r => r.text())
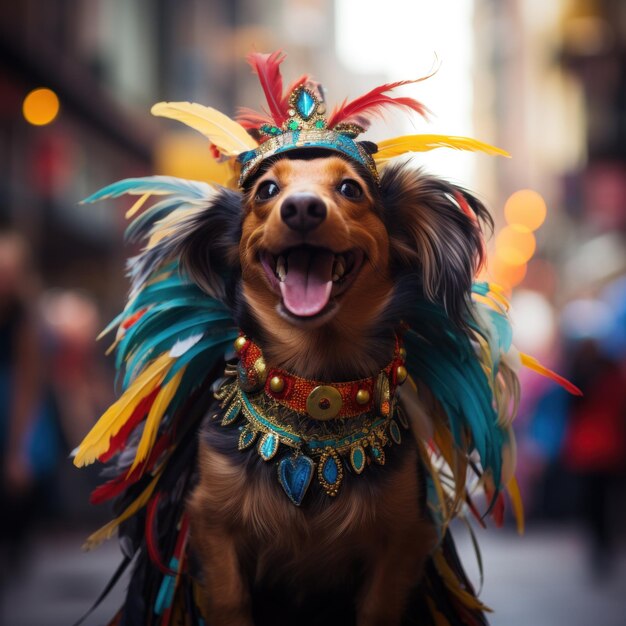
top-left (174, 154), bottom-right (492, 625)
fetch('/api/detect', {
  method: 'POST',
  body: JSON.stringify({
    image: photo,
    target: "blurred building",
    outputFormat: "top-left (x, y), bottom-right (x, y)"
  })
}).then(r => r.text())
top-left (474, 0), bottom-right (626, 303)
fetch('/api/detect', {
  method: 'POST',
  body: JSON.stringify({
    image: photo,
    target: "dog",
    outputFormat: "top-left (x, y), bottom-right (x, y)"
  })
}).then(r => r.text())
top-left (75, 52), bottom-right (574, 626)
top-left (178, 153), bottom-right (491, 625)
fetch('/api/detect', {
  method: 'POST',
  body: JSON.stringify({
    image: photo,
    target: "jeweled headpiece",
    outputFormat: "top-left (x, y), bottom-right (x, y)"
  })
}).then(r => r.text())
top-left (151, 51), bottom-right (509, 189)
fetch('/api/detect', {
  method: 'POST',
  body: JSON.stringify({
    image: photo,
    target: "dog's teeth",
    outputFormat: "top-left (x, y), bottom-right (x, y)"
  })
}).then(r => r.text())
top-left (276, 256), bottom-right (286, 281)
top-left (334, 257), bottom-right (346, 279)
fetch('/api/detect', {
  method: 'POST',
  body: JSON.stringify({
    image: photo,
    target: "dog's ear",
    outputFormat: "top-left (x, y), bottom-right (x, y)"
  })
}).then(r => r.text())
top-left (173, 187), bottom-right (242, 305)
top-left (381, 163), bottom-right (492, 325)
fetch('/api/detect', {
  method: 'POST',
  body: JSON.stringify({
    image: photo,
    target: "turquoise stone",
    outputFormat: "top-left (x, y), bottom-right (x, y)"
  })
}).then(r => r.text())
top-left (350, 445), bottom-right (365, 474)
top-left (314, 119), bottom-right (325, 129)
top-left (321, 455), bottom-right (339, 484)
top-left (238, 427), bottom-right (257, 450)
top-left (221, 400), bottom-right (241, 426)
top-left (389, 419), bottom-right (402, 445)
top-left (278, 454), bottom-right (315, 506)
top-left (287, 119), bottom-right (299, 130)
top-left (258, 433), bottom-right (279, 461)
top-left (296, 89), bottom-right (316, 119)
top-left (370, 445), bottom-right (385, 465)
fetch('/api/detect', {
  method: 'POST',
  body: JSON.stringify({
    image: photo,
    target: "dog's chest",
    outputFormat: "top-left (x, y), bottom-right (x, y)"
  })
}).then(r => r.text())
top-left (194, 431), bottom-right (423, 585)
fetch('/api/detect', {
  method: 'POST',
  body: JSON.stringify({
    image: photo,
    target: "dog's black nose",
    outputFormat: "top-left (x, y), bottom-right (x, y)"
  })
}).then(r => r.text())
top-left (280, 193), bottom-right (327, 232)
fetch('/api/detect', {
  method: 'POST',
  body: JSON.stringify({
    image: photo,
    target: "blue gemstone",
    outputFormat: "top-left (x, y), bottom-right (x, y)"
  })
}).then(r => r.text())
top-left (278, 454), bottom-right (315, 506)
top-left (296, 89), bottom-right (316, 119)
top-left (239, 428), bottom-right (257, 450)
top-left (258, 433), bottom-right (278, 461)
top-left (351, 446), bottom-right (365, 473)
top-left (221, 401), bottom-right (241, 426)
top-left (322, 456), bottom-right (339, 484)
top-left (389, 420), bottom-right (402, 445)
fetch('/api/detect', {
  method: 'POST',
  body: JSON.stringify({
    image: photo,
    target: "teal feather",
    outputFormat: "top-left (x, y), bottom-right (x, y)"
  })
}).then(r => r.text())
top-left (124, 197), bottom-right (207, 244)
top-left (403, 297), bottom-right (505, 489)
top-left (81, 176), bottom-right (213, 204)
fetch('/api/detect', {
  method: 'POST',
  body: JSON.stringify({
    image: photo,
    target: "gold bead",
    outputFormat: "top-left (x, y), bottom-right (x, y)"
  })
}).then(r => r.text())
top-left (355, 389), bottom-right (370, 405)
top-left (396, 365), bottom-right (408, 384)
top-left (269, 376), bottom-right (284, 393)
top-left (234, 336), bottom-right (247, 352)
top-left (254, 357), bottom-right (267, 383)
top-left (399, 347), bottom-right (407, 360)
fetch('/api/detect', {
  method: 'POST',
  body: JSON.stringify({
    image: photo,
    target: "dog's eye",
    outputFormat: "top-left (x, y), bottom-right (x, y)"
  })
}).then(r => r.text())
top-left (338, 179), bottom-right (363, 199)
top-left (256, 181), bottom-right (280, 201)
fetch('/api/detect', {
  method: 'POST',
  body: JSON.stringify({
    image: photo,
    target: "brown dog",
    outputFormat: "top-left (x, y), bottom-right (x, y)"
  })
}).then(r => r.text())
top-left (177, 153), bottom-right (491, 625)
top-left (75, 55), bottom-right (514, 626)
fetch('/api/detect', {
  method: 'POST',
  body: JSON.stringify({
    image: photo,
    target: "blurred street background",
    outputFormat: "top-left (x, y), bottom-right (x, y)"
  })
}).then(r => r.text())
top-left (1, 0), bottom-right (625, 624)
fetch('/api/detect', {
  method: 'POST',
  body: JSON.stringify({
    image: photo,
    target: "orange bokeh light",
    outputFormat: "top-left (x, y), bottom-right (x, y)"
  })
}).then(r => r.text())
top-left (504, 189), bottom-right (547, 232)
top-left (495, 224), bottom-right (536, 266)
top-left (488, 256), bottom-right (527, 289)
top-left (22, 88), bottom-right (60, 126)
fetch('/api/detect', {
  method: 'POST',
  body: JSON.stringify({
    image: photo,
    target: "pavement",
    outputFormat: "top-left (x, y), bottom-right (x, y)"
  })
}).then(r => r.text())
top-left (1, 523), bottom-right (625, 626)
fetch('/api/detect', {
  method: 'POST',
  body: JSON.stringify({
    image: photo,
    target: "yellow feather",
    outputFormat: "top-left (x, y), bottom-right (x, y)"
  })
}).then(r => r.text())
top-left (125, 192), bottom-right (152, 218)
top-left (506, 476), bottom-right (525, 535)
top-left (151, 102), bottom-right (258, 156)
top-left (128, 365), bottom-right (187, 474)
top-left (373, 134), bottom-right (510, 164)
top-left (82, 470), bottom-right (162, 550)
top-left (73, 354), bottom-right (174, 467)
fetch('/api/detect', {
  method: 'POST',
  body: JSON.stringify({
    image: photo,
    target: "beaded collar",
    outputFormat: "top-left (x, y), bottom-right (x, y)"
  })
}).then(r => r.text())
top-left (214, 334), bottom-right (410, 505)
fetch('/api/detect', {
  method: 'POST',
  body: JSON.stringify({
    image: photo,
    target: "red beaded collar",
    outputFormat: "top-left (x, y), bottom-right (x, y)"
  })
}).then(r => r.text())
top-left (233, 334), bottom-right (407, 421)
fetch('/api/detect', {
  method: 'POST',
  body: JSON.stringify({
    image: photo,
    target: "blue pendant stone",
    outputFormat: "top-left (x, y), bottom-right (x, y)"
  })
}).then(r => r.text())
top-left (221, 400), bottom-right (241, 426)
top-left (350, 445), bottom-right (366, 474)
top-left (258, 432), bottom-right (279, 461)
top-left (278, 454), bottom-right (315, 506)
top-left (389, 419), bottom-right (402, 445)
top-left (238, 427), bottom-right (257, 450)
top-left (371, 445), bottom-right (386, 465)
top-left (322, 455), bottom-right (339, 484)
top-left (296, 89), bottom-right (316, 119)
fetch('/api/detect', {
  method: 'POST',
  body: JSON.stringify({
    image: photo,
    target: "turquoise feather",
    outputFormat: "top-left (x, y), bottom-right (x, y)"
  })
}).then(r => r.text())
top-left (403, 298), bottom-right (505, 489)
top-left (81, 176), bottom-right (213, 203)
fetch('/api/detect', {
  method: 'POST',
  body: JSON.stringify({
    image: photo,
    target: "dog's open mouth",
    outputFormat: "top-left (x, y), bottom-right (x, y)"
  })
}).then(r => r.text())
top-left (260, 246), bottom-right (364, 318)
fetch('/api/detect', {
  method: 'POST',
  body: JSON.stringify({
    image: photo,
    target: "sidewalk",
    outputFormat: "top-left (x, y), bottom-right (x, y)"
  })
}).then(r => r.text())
top-left (1, 524), bottom-right (625, 625)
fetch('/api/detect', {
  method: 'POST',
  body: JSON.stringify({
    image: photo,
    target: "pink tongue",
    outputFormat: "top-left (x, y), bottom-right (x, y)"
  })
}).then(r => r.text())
top-left (279, 248), bottom-right (334, 317)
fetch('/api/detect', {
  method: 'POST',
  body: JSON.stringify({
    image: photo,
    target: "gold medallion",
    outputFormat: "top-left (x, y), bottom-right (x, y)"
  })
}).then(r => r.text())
top-left (306, 385), bottom-right (343, 420)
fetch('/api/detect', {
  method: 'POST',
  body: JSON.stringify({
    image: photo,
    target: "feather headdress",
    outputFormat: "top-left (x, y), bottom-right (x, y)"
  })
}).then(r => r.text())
top-left (150, 50), bottom-right (509, 188)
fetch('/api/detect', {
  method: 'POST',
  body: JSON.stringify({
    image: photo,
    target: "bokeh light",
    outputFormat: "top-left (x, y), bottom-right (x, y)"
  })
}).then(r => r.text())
top-left (495, 224), bottom-right (536, 266)
top-left (509, 289), bottom-right (556, 353)
top-left (488, 255), bottom-right (528, 288)
top-left (504, 189), bottom-right (547, 231)
top-left (22, 87), bottom-right (60, 126)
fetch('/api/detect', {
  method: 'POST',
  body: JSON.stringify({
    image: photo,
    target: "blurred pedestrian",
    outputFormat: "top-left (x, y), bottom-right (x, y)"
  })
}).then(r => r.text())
top-left (560, 339), bottom-right (626, 578)
top-left (0, 232), bottom-right (60, 578)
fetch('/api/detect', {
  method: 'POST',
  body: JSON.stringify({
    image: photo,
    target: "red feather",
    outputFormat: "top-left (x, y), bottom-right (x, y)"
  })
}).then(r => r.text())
top-left (246, 51), bottom-right (289, 126)
top-left (97, 386), bottom-right (161, 463)
top-left (145, 494), bottom-right (176, 575)
top-left (327, 79), bottom-right (430, 129)
top-left (90, 432), bottom-right (171, 504)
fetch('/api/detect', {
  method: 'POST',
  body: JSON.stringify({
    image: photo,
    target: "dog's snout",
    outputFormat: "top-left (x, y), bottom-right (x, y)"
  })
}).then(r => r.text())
top-left (280, 193), bottom-right (327, 232)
